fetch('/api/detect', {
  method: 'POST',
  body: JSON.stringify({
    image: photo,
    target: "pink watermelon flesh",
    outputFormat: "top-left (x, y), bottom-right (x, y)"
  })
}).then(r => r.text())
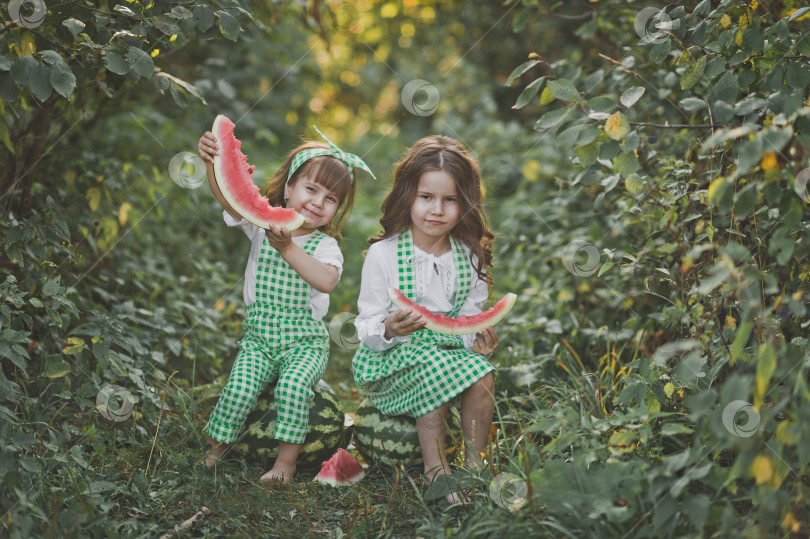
top-left (212, 115), bottom-right (306, 230)
top-left (387, 287), bottom-right (517, 335)
top-left (314, 448), bottom-right (365, 486)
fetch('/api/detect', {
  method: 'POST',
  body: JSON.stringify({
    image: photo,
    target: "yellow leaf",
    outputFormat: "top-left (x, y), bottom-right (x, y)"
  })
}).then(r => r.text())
top-left (21, 33), bottom-right (36, 57)
top-left (749, 455), bottom-right (773, 485)
top-left (761, 152), bottom-right (778, 171)
top-left (739, 13), bottom-right (751, 29)
top-left (754, 343), bottom-right (776, 408)
top-left (725, 315), bottom-right (737, 328)
top-left (664, 382), bottom-right (675, 399)
top-left (522, 160), bottom-right (540, 182)
top-left (539, 87), bottom-right (555, 105)
top-left (214, 299), bottom-right (225, 311)
top-left (775, 421), bottom-right (800, 445)
top-left (604, 111), bottom-right (630, 141)
top-left (62, 337), bottom-right (86, 355)
top-left (735, 30), bottom-right (743, 47)
top-left (96, 217), bottom-right (119, 251)
top-left (707, 176), bottom-right (726, 203)
top-left (720, 14), bottom-right (731, 28)
top-left (169, 34), bottom-right (177, 42)
top-left (119, 202), bottom-right (133, 226)
top-left (781, 512), bottom-right (800, 533)
top-left (150, 49), bottom-right (160, 58)
top-left (86, 188), bottom-right (101, 212)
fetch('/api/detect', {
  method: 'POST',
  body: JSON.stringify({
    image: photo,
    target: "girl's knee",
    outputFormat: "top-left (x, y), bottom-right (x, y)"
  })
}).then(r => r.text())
top-left (474, 372), bottom-right (495, 394)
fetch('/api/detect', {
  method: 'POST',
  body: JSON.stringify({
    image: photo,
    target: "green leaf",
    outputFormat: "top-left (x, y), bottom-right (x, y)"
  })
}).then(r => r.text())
top-left (193, 4), bottom-right (215, 31)
top-left (41, 276), bottom-right (64, 297)
top-left (649, 39), bottom-right (671, 63)
top-left (788, 7), bottom-right (810, 21)
top-left (712, 72), bottom-right (738, 103)
top-left (28, 62), bottom-right (52, 102)
top-left (0, 120), bottom-right (13, 154)
top-left (680, 56), bottom-right (707, 90)
top-left (786, 63), bottom-right (810, 90)
top-left (43, 357), bottom-right (71, 379)
top-left (10, 56), bottom-right (36, 85)
top-left (547, 79), bottom-right (580, 103)
top-left (217, 11), bottom-right (241, 42)
top-left (505, 60), bottom-right (539, 86)
top-left (730, 321), bottom-right (753, 363)
top-left (679, 97), bottom-right (707, 112)
top-left (62, 18), bottom-right (86, 37)
top-left (615, 151), bottom-right (640, 177)
top-left (50, 62), bottom-right (76, 98)
top-left (533, 106), bottom-right (572, 132)
top-left (170, 83), bottom-right (189, 107)
top-left (104, 52), bottom-right (129, 75)
top-left (512, 77), bottom-right (544, 109)
top-left (733, 183), bottom-right (759, 219)
top-left (113, 4), bottom-right (139, 18)
top-left (575, 141), bottom-right (598, 168)
top-left (127, 47), bottom-right (154, 78)
top-left (660, 423), bottom-right (694, 436)
top-left (154, 16), bottom-right (181, 36)
top-left (620, 86), bottom-right (645, 108)
top-left (588, 96), bottom-right (617, 113)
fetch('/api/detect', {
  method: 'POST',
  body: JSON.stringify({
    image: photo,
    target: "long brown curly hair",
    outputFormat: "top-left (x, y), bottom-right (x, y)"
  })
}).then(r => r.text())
top-left (262, 141), bottom-right (356, 238)
top-left (369, 135), bottom-right (494, 285)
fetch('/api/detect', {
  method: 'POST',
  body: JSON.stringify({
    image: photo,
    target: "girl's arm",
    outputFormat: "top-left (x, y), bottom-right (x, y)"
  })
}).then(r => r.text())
top-left (198, 132), bottom-right (241, 221)
top-left (265, 225), bottom-right (339, 293)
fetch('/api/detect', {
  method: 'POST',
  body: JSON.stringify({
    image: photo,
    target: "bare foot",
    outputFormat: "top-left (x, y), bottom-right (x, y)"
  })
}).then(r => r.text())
top-left (204, 437), bottom-right (227, 468)
top-left (259, 461), bottom-right (296, 484)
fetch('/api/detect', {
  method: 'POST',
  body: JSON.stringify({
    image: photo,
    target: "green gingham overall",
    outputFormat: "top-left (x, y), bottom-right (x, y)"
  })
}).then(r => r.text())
top-left (352, 229), bottom-right (494, 417)
top-left (207, 231), bottom-right (330, 444)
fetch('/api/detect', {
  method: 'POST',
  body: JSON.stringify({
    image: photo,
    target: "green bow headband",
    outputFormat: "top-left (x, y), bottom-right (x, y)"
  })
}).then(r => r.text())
top-left (286, 125), bottom-right (377, 186)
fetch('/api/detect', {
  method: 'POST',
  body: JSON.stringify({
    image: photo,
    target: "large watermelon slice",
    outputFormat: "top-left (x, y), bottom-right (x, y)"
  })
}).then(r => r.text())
top-left (387, 288), bottom-right (517, 335)
top-left (230, 380), bottom-right (347, 470)
top-left (352, 398), bottom-right (462, 469)
top-left (211, 114), bottom-right (306, 230)
top-left (314, 448), bottom-right (365, 486)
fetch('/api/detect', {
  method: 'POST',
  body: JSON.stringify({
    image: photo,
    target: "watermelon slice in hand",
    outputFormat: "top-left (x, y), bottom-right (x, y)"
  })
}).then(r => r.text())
top-left (387, 287), bottom-right (516, 336)
top-left (314, 448), bottom-right (365, 486)
top-left (212, 115), bottom-right (306, 230)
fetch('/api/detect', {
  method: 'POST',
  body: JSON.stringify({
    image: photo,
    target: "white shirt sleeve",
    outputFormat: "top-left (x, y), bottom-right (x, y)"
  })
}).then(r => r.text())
top-left (311, 235), bottom-right (344, 280)
top-left (354, 240), bottom-right (411, 351)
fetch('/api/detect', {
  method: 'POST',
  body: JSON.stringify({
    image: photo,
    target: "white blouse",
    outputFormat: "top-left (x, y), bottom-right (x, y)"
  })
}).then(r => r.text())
top-left (224, 211), bottom-right (343, 320)
top-left (354, 234), bottom-right (489, 352)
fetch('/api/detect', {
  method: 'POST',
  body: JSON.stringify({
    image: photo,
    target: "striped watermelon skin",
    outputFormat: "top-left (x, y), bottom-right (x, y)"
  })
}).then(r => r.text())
top-left (352, 398), bottom-right (462, 469)
top-left (231, 380), bottom-right (346, 470)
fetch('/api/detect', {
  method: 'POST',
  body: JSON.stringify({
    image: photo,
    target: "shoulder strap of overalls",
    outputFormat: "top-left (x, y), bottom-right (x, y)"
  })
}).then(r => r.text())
top-left (397, 229), bottom-right (472, 316)
top-left (302, 230), bottom-right (327, 255)
top-left (396, 229), bottom-right (416, 300)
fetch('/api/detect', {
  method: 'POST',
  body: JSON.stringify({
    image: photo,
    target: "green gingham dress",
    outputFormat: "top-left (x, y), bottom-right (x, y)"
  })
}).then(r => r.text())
top-left (352, 229), bottom-right (494, 417)
top-left (207, 231), bottom-right (331, 445)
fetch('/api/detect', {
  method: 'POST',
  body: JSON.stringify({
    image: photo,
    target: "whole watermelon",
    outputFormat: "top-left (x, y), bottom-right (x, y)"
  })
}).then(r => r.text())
top-left (230, 380), bottom-right (347, 470)
top-left (352, 398), bottom-right (462, 470)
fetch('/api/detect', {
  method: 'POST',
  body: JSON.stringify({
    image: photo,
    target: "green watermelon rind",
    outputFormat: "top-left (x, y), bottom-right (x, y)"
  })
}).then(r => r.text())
top-left (231, 380), bottom-right (346, 470)
top-left (352, 398), bottom-right (462, 469)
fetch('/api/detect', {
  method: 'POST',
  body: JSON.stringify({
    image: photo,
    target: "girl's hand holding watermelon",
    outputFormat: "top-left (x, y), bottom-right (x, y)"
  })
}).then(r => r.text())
top-left (383, 308), bottom-right (428, 339)
top-left (472, 326), bottom-right (498, 356)
top-left (197, 131), bottom-right (218, 163)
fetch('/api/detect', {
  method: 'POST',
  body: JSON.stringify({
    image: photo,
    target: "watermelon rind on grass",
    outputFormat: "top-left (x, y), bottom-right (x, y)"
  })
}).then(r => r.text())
top-left (230, 380), bottom-right (347, 471)
top-left (352, 398), bottom-right (463, 470)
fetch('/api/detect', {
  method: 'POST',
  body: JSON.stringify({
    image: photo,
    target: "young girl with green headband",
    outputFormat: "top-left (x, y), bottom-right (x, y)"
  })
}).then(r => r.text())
top-left (197, 125), bottom-right (374, 483)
